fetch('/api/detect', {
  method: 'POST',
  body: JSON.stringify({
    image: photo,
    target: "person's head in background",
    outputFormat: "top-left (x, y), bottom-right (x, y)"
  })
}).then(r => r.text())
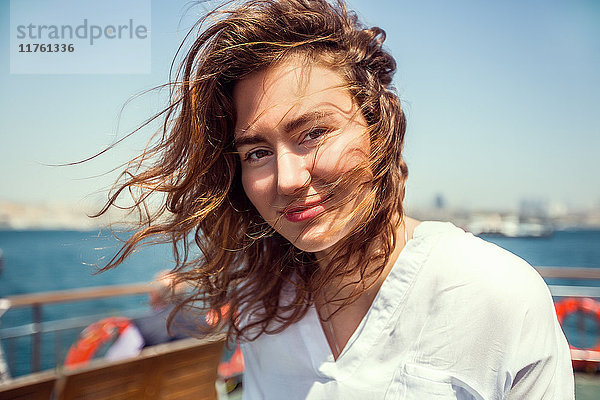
top-left (148, 270), bottom-right (187, 311)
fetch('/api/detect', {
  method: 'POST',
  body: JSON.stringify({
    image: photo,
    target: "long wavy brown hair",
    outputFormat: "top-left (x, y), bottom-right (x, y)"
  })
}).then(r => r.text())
top-left (97, 0), bottom-right (408, 341)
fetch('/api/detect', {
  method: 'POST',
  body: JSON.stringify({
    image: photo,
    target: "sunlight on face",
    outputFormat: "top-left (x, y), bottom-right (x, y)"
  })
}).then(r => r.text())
top-left (233, 57), bottom-right (371, 254)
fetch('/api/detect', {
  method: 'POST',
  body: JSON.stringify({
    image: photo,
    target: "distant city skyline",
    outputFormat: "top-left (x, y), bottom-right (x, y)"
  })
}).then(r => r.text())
top-left (1, 0), bottom-right (599, 212)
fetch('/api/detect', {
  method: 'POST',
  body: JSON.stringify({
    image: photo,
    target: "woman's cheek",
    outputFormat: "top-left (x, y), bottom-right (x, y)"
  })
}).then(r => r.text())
top-left (242, 174), bottom-right (275, 216)
top-left (241, 172), bottom-right (261, 208)
top-left (314, 141), bottom-right (369, 175)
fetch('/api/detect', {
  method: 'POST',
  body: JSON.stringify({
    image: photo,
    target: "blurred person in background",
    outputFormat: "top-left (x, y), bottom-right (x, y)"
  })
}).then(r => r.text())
top-left (105, 270), bottom-right (196, 360)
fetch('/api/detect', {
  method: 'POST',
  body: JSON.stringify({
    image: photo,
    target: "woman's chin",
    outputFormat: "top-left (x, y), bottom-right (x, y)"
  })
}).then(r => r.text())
top-left (287, 225), bottom-right (344, 254)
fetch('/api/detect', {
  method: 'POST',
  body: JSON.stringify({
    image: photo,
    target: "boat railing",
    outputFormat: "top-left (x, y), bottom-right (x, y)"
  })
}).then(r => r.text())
top-left (535, 267), bottom-right (600, 297)
top-left (0, 282), bottom-right (154, 378)
top-left (1, 266), bottom-right (600, 380)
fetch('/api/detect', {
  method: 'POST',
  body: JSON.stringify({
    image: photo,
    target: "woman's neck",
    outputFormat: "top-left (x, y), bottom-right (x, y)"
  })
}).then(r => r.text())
top-left (313, 216), bottom-right (420, 360)
top-left (316, 215), bottom-right (418, 307)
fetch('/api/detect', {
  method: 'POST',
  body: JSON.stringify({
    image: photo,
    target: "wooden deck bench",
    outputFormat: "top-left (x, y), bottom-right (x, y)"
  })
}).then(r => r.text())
top-left (0, 335), bottom-right (226, 400)
top-left (0, 370), bottom-right (57, 400)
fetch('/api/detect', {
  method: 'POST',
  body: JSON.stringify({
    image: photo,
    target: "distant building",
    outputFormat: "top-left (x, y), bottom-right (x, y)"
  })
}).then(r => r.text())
top-left (519, 199), bottom-right (548, 219)
top-left (434, 194), bottom-right (446, 210)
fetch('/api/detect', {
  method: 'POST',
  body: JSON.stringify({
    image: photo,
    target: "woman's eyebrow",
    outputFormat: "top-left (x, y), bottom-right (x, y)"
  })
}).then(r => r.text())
top-left (233, 133), bottom-right (267, 148)
top-left (283, 110), bottom-right (335, 134)
top-left (234, 109), bottom-right (337, 148)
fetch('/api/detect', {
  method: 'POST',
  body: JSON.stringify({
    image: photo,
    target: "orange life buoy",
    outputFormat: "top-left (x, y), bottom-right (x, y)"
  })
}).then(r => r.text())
top-left (218, 345), bottom-right (245, 379)
top-left (64, 316), bottom-right (132, 367)
top-left (555, 297), bottom-right (600, 372)
top-left (205, 305), bottom-right (245, 383)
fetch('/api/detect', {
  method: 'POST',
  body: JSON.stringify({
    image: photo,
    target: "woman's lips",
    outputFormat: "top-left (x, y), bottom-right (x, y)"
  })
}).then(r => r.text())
top-left (283, 199), bottom-right (328, 223)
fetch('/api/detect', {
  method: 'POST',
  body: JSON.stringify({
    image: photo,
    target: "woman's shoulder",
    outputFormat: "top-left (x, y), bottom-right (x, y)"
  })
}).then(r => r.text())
top-left (411, 220), bottom-right (551, 309)
top-left (398, 221), bottom-right (573, 399)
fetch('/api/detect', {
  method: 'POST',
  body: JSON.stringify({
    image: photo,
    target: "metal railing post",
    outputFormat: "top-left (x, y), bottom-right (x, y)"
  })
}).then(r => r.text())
top-left (0, 298), bottom-right (11, 382)
top-left (32, 303), bottom-right (42, 373)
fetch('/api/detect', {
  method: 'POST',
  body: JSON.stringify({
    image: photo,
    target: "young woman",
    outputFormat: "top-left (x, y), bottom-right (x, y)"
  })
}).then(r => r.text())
top-left (100, 0), bottom-right (573, 398)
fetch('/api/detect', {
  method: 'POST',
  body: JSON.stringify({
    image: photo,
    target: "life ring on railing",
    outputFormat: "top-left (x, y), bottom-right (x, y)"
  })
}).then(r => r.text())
top-left (205, 304), bottom-right (245, 392)
top-left (218, 345), bottom-right (245, 379)
top-left (64, 316), bottom-right (133, 367)
top-left (555, 297), bottom-right (600, 372)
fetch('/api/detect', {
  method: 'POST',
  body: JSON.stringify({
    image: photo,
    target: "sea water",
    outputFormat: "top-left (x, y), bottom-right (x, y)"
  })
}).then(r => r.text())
top-left (0, 229), bottom-right (175, 376)
top-left (0, 229), bottom-right (175, 324)
top-left (3, 229), bottom-right (597, 296)
top-left (0, 228), bottom-right (599, 376)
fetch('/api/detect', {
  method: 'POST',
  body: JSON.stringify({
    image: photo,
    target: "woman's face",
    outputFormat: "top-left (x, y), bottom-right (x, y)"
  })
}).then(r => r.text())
top-left (233, 57), bottom-right (370, 254)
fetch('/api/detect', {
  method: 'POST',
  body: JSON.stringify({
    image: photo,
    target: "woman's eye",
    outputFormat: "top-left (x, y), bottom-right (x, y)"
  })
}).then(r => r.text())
top-left (302, 127), bottom-right (329, 143)
top-left (245, 149), bottom-right (271, 161)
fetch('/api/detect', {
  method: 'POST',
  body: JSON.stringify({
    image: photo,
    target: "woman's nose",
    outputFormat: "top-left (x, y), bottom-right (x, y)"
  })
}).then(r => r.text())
top-left (276, 150), bottom-right (311, 195)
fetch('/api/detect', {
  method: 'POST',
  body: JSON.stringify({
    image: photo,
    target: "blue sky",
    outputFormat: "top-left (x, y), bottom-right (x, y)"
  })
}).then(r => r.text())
top-left (1, 0), bottom-right (598, 212)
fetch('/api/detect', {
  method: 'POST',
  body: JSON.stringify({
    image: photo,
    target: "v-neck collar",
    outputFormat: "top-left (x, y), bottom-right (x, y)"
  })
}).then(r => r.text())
top-left (298, 222), bottom-right (435, 379)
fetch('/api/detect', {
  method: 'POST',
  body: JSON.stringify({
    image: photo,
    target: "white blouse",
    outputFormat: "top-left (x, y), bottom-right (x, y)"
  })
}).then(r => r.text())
top-left (240, 221), bottom-right (574, 399)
